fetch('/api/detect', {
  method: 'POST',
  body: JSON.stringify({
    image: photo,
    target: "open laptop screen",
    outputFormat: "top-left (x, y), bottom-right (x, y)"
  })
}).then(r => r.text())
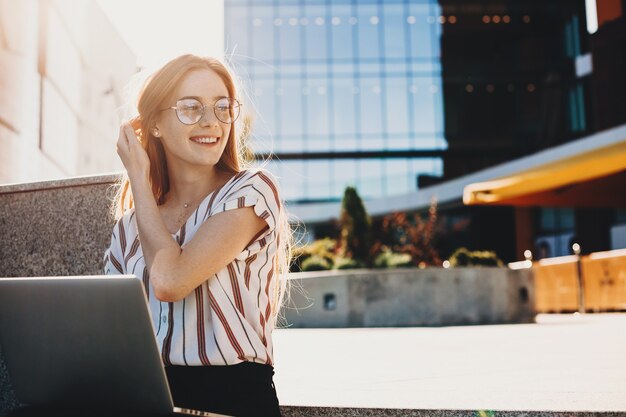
top-left (0, 275), bottom-right (174, 414)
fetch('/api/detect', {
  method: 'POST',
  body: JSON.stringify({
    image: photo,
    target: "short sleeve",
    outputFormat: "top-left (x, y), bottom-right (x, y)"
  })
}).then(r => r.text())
top-left (210, 169), bottom-right (283, 256)
top-left (103, 217), bottom-right (127, 275)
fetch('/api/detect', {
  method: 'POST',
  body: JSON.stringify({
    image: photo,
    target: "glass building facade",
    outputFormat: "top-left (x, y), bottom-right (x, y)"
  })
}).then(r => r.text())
top-left (226, 0), bottom-right (591, 208)
top-left (225, 0), bottom-right (447, 203)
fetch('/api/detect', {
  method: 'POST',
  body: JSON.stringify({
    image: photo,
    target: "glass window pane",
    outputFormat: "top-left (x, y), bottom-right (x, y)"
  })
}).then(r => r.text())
top-left (251, 7), bottom-right (274, 61)
top-left (360, 77), bottom-right (383, 149)
top-left (306, 78), bottom-right (330, 151)
top-left (540, 208), bottom-right (556, 231)
top-left (385, 159), bottom-right (409, 195)
top-left (383, 4), bottom-right (405, 59)
top-left (408, 4), bottom-right (435, 59)
top-left (306, 160), bottom-right (331, 200)
top-left (385, 76), bottom-right (410, 145)
top-left (560, 208), bottom-right (575, 229)
top-left (270, 161), bottom-right (306, 202)
top-left (305, 5), bottom-right (327, 61)
top-left (332, 77), bottom-right (356, 137)
top-left (251, 77), bottom-right (276, 143)
top-left (411, 77), bottom-right (438, 135)
top-left (279, 78), bottom-right (303, 138)
top-left (357, 4), bottom-right (380, 60)
top-left (330, 4), bottom-right (353, 60)
top-left (359, 159), bottom-right (383, 198)
top-left (278, 6), bottom-right (301, 61)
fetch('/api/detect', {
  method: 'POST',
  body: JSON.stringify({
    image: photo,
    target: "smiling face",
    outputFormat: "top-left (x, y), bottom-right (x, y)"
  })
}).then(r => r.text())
top-left (155, 69), bottom-right (232, 169)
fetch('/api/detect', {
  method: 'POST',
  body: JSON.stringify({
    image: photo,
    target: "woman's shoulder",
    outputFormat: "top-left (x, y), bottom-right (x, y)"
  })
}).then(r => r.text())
top-left (217, 168), bottom-right (282, 212)
top-left (225, 168), bottom-right (280, 194)
top-left (240, 167), bottom-right (280, 187)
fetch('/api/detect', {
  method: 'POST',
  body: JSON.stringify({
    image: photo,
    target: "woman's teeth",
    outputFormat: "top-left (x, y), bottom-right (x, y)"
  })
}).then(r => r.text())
top-left (190, 137), bottom-right (218, 144)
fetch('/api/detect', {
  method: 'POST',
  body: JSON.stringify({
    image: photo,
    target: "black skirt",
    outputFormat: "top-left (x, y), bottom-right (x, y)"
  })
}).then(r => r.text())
top-left (165, 362), bottom-right (282, 417)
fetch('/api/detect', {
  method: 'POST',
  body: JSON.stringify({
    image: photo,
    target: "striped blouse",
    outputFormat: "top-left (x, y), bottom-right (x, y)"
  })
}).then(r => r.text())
top-left (103, 168), bottom-right (283, 366)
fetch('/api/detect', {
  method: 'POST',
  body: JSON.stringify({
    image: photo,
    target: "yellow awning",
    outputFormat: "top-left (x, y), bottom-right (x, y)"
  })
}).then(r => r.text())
top-left (463, 139), bottom-right (626, 207)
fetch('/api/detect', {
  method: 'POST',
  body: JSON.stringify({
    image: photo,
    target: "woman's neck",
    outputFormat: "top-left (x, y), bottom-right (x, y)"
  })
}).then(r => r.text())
top-left (164, 166), bottom-right (230, 208)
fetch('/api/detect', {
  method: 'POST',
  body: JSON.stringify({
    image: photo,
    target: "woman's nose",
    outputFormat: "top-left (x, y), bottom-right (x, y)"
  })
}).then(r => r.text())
top-left (199, 107), bottom-right (219, 127)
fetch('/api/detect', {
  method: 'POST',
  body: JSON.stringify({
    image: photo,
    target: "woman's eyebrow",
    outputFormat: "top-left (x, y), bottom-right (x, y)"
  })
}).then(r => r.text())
top-left (179, 95), bottom-right (228, 101)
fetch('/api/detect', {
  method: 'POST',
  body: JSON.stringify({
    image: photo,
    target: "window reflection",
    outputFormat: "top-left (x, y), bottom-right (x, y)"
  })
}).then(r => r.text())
top-left (383, 5), bottom-right (405, 59)
top-left (357, 5), bottom-right (380, 60)
top-left (251, 7), bottom-right (274, 61)
top-left (279, 6), bottom-right (300, 61)
top-left (331, 4), bottom-right (353, 60)
top-left (228, 0), bottom-right (447, 201)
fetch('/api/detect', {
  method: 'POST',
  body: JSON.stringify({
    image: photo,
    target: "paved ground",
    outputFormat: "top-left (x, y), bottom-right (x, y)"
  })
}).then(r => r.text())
top-left (272, 313), bottom-right (626, 412)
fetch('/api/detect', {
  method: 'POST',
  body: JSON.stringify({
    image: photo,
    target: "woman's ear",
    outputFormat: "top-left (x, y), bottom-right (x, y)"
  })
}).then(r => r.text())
top-left (151, 127), bottom-right (161, 137)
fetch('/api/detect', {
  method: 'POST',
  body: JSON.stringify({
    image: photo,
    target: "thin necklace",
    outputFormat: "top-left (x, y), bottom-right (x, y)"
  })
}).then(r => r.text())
top-left (169, 197), bottom-right (201, 230)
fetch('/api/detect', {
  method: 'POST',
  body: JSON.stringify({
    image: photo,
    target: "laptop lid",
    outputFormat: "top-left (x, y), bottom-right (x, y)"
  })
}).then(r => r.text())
top-left (0, 275), bottom-right (174, 414)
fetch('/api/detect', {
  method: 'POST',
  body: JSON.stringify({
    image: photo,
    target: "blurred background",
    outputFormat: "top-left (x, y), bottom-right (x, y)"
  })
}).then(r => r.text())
top-left (0, 0), bottom-right (625, 265)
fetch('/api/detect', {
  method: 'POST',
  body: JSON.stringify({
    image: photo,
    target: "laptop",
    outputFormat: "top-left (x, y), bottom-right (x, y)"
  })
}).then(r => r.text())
top-left (0, 275), bottom-right (229, 416)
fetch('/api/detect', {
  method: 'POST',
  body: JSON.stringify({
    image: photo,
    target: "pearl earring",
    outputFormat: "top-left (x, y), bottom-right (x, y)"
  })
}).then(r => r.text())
top-left (152, 127), bottom-right (161, 137)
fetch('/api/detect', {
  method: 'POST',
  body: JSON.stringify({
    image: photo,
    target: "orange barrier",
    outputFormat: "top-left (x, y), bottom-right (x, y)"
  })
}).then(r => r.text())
top-left (533, 256), bottom-right (580, 313)
top-left (518, 249), bottom-right (626, 313)
top-left (582, 249), bottom-right (626, 312)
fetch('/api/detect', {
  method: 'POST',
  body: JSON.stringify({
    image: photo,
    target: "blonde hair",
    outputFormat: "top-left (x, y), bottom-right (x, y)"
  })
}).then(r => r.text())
top-left (109, 54), bottom-right (292, 325)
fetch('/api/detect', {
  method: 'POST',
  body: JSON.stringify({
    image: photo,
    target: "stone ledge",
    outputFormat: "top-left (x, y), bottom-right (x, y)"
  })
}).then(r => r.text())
top-left (279, 407), bottom-right (626, 417)
top-left (0, 172), bottom-right (120, 194)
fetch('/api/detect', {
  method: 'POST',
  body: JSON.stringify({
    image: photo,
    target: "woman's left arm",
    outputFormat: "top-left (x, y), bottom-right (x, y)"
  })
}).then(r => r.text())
top-left (117, 122), bottom-right (267, 302)
top-left (150, 205), bottom-right (267, 302)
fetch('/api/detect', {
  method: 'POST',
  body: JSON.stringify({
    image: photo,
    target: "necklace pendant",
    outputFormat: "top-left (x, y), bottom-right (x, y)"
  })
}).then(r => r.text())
top-left (184, 203), bottom-right (189, 208)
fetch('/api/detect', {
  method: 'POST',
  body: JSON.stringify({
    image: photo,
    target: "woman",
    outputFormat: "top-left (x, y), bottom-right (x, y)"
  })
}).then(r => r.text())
top-left (103, 54), bottom-right (290, 417)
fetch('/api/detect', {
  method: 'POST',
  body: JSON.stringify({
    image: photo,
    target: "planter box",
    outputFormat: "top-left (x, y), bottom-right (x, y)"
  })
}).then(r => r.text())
top-left (283, 267), bottom-right (535, 328)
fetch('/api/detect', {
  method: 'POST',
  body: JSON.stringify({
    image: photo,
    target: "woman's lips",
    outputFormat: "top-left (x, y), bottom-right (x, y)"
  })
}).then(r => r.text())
top-left (189, 136), bottom-right (219, 145)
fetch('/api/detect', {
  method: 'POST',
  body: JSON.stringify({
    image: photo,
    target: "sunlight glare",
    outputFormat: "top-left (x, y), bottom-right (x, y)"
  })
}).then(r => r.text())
top-left (96, 0), bottom-right (224, 70)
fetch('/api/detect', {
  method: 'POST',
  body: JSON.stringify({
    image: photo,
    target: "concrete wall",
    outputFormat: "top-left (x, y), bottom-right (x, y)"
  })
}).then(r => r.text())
top-left (284, 268), bottom-right (535, 328)
top-left (0, 0), bottom-right (136, 185)
top-left (0, 175), bottom-right (119, 278)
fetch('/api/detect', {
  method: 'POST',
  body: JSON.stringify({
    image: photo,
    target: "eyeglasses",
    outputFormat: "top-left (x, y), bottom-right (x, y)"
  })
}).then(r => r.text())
top-left (165, 97), bottom-right (242, 125)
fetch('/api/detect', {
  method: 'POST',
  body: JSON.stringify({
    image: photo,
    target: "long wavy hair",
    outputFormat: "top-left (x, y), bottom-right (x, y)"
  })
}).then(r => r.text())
top-left (109, 54), bottom-right (292, 325)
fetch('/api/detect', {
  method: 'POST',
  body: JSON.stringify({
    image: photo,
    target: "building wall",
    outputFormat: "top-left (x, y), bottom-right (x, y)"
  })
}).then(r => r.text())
top-left (438, 0), bottom-right (590, 182)
top-left (589, 0), bottom-right (626, 132)
top-left (0, 0), bottom-right (136, 185)
top-left (0, 0), bottom-right (56, 183)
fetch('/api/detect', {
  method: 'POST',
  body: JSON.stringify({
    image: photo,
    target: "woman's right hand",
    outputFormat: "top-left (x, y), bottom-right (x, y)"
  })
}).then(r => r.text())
top-left (116, 118), bottom-right (151, 183)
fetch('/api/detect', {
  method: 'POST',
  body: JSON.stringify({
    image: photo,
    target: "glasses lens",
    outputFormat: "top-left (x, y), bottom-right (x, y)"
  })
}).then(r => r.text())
top-left (214, 97), bottom-right (241, 124)
top-left (176, 98), bottom-right (203, 125)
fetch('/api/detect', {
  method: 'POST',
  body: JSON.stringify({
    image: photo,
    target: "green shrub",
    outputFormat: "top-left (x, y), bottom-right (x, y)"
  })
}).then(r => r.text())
top-left (334, 257), bottom-right (366, 270)
top-left (290, 238), bottom-right (337, 272)
top-left (373, 249), bottom-right (413, 269)
top-left (301, 255), bottom-right (332, 271)
top-left (307, 237), bottom-right (337, 256)
top-left (448, 247), bottom-right (504, 267)
top-left (338, 187), bottom-right (372, 265)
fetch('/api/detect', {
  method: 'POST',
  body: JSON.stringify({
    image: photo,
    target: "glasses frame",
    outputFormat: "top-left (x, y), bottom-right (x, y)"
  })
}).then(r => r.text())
top-left (164, 97), bottom-right (242, 125)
